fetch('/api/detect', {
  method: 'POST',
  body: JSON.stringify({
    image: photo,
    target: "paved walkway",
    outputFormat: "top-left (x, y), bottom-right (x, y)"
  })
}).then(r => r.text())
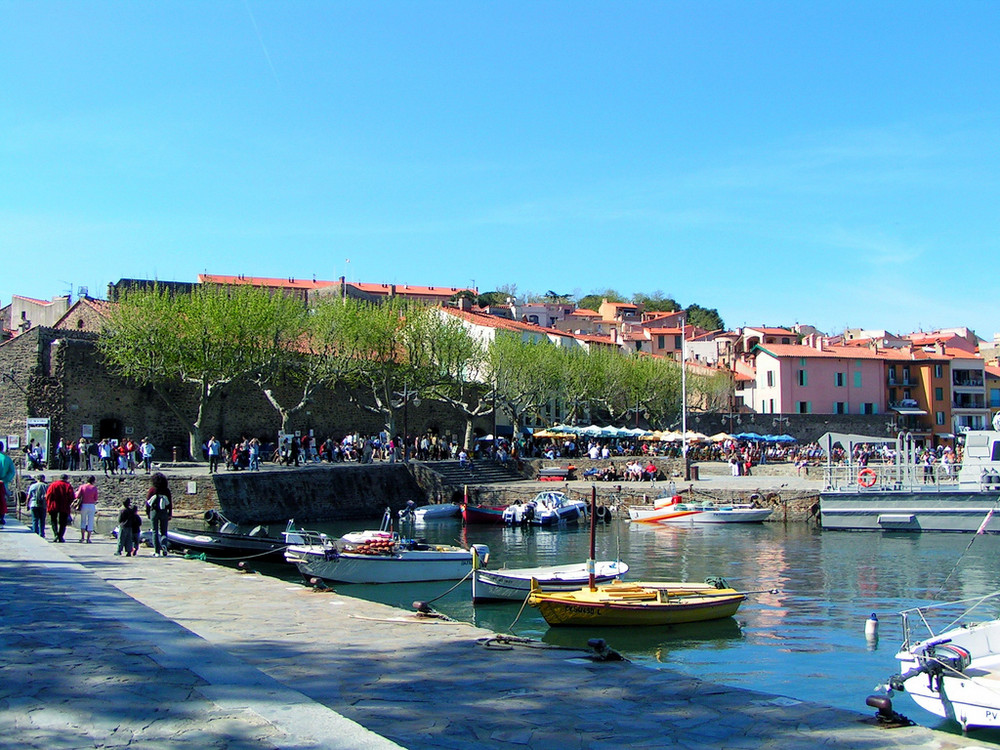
top-left (2, 520), bottom-right (984, 750)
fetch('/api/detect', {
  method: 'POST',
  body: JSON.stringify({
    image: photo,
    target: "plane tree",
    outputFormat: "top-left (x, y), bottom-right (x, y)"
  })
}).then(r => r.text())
top-left (485, 332), bottom-right (562, 439)
top-left (554, 345), bottom-right (614, 426)
top-left (337, 298), bottom-right (459, 442)
top-left (419, 312), bottom-right (494, 451)
top-left (249, 294), bottom-right (362, 436)
top-left (99, 283), bottom-right (301, 460)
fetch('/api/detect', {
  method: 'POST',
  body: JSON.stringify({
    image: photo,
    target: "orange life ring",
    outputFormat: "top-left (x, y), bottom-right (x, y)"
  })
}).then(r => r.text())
top-left (858, 468), bottom-right (877, 488)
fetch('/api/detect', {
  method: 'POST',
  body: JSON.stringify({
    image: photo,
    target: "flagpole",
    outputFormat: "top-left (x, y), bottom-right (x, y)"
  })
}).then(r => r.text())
top-left (681, 316), bottom-right (689, 481)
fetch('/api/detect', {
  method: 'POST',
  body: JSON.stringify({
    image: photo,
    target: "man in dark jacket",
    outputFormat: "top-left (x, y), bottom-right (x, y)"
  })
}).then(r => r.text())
top-left (45, 474), bottom-right (75, 542)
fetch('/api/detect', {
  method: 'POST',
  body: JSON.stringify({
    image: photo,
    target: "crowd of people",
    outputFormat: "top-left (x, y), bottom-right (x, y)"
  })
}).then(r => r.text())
top-left (201, 431), bottom-right (472, 470)
top-left (13, 460), bottom-right (174, 555)
top-left (23, 436), bottom-right (158, 476)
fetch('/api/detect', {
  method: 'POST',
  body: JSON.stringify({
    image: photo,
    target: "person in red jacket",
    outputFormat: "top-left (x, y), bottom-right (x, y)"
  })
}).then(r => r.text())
top-left (45, 474), bottom-right (75, 543)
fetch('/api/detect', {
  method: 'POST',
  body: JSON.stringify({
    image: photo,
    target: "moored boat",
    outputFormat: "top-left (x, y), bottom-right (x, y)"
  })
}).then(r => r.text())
top-left (529, 579), bottom-right (747, 626)
top-left (502, 491), bottom-right (588, 526)
top-left (472, 560), bottom-right (629, 602)
top-left (528, 486), bottom-right (748, 627)
top-left (820, 422), bottom-right (1000, 532)
top-left (283, 510), bottom-right (489, 584)
top-left (878, 592), bottom-right (1000, 730)
top-left (165, 516), bottom-right (297, 562)
top-left (399, 502), bottom-right (463, 521)
top-left (463, 503), bottom-right (508, 525)
top-left (628, 497), bottom-right (772, 525)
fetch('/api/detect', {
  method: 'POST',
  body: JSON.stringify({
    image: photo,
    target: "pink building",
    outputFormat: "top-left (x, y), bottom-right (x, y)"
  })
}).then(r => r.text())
top-left (751, 339), bottom-right (887, 415)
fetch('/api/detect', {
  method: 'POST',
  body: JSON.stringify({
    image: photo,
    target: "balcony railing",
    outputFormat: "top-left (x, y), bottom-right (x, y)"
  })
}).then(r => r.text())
top-left (953, 378), bottom-right (985, 388)
top-left (952, 398), bottom-right (986, 410)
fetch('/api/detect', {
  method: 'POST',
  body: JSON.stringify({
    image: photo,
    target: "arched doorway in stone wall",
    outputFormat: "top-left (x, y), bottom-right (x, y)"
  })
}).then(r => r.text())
top-left (99, 418), bottom-right (122, 441)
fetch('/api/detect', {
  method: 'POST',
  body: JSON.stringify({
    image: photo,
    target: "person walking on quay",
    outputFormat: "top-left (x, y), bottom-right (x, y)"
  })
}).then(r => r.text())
top-left (145, 472), bottom-right (172, 557)
top-left (74, 475), bottom-right (98, 544)
top-left (26, 474), bottom-right (48, 537)
top-left (45, 474), bottom-right (74, 543)
top-left (0, 441), bottom-right (17, 527)
top-left (115, 499), bottom-right (141, 556)
top-left (207, 436), bottom-right (221, 473)
top-left (140, 437), bottom-right (155, 474)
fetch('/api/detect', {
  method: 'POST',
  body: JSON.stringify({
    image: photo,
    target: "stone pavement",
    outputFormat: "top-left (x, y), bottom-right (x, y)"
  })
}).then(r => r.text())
top-left (0, 523), bottom-right (401, 750)
top-left (1, 521), bottom-right (987, 750)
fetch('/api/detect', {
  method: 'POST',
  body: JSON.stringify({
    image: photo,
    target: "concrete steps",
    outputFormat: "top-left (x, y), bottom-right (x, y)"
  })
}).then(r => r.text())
top-left (420, 459), bottom-right (525, 486)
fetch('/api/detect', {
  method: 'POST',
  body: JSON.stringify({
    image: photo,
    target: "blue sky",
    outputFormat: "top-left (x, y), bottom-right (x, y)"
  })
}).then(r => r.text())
top-left (3, 2), bottom-right (999, 338)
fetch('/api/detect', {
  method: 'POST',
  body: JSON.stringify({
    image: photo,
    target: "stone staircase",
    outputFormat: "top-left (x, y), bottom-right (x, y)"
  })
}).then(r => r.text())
top-left (419, 459), bottom-right (526, 487)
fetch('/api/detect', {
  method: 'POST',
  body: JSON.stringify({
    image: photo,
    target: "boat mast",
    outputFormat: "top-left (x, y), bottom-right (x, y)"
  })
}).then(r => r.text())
top-left (681, 315), bottom-right (689, 480)
top-left (588, 485), bottom-right (597, 591)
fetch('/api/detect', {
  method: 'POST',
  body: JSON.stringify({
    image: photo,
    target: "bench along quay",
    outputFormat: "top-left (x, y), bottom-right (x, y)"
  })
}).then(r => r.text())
top-left (1, 521), bottom-right (988, 750)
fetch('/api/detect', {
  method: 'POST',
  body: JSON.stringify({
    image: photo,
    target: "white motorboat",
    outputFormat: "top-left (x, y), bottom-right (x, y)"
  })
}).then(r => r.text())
top-left (628, 496), bottom-right (772, 524)
top-left (472, 560), bottom-right (630, 602)
top-left (880, 592), bottom-right (1000, 730)
top-left (502, 491), bottom-right (588, 526)
top-left (283, 509), bottom-right (489, 584)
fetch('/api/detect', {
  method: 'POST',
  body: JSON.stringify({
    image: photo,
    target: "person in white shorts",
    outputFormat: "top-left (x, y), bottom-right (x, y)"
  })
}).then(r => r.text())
top-left (74, 475), bottom-right (99, 543)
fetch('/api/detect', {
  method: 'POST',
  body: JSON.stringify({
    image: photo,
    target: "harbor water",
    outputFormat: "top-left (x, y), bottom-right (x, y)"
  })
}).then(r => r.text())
top-left (260, 513), bottom-right (1000, 739)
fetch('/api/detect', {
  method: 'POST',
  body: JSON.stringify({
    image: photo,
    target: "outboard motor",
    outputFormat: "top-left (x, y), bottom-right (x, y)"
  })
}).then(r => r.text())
top-left (925, 642), bottom-right (971, 673)
top-left (470, 544), bottom-right (490, 566)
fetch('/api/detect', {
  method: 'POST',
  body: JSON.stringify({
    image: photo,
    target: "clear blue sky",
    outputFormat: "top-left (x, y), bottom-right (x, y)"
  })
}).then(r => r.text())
top-left (4, 2), bottom-right (998, 338)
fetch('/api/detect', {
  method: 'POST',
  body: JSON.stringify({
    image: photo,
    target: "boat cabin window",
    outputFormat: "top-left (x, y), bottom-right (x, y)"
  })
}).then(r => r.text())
top-left (993, 441), bottom-right (1000, 462)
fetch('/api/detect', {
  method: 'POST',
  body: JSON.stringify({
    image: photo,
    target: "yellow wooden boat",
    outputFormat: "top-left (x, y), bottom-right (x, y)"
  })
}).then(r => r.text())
top-left (528, 578), bottom-right (747, 627)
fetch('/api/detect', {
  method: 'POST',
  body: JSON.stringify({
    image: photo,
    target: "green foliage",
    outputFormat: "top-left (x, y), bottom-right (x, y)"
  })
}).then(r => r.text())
top-left (632, 291), bottom-right (680, 313)
top-left (476, 291), bottom-right (510, 307)
top-left (684, 304), bottom-right (725, 332)
top-left (576, 289), bottom-right (625, 312)
top-left (99, 283), bottom-right (308, 456)
top-left (485, 332), bottom-right (562, 434)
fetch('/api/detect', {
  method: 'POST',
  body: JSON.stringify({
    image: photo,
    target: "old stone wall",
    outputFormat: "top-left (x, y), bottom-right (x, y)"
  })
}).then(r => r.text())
top-left (0, 328), bottom-right (487, 463)
top-left (211, 464), bottom-right (426, 523)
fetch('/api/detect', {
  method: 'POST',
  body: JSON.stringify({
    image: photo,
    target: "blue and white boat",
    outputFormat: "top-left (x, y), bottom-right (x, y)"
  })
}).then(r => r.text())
top-left (502, 491), bottom-right (588, 526)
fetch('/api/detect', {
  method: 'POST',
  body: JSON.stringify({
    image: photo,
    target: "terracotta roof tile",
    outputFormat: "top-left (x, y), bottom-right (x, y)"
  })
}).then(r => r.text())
top-left (199, 274), bottom-right (335, 290)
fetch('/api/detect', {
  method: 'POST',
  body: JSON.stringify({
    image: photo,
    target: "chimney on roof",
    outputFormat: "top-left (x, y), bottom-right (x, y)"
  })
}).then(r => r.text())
top-left (935, 341), bottom-right (946, 356)
top-left (458, 295), bottom-right (472, 312)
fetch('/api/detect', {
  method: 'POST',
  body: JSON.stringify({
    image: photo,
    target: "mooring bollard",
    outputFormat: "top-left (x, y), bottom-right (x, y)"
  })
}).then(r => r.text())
top-left (172, 446), bottom-right (177, 462)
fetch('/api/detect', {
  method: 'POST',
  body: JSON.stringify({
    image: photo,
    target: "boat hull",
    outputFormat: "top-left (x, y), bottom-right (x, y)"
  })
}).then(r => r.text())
top-left (463, 505), bottom-right (507, 525)
top-left (472, 561), bottom-right (629, 602)
top-left (530, 581), bottom-right (746, 627)
top-left (820, 491), bottom-right (1000, 532)
top-left (413, 503), bottom-right (462, 520)
top-left (166, 528), bottom-right (288, 562)
top-left (629, 505), bottom-right (772, 525)
top-left (287, 546), bottom-right (474, 584)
